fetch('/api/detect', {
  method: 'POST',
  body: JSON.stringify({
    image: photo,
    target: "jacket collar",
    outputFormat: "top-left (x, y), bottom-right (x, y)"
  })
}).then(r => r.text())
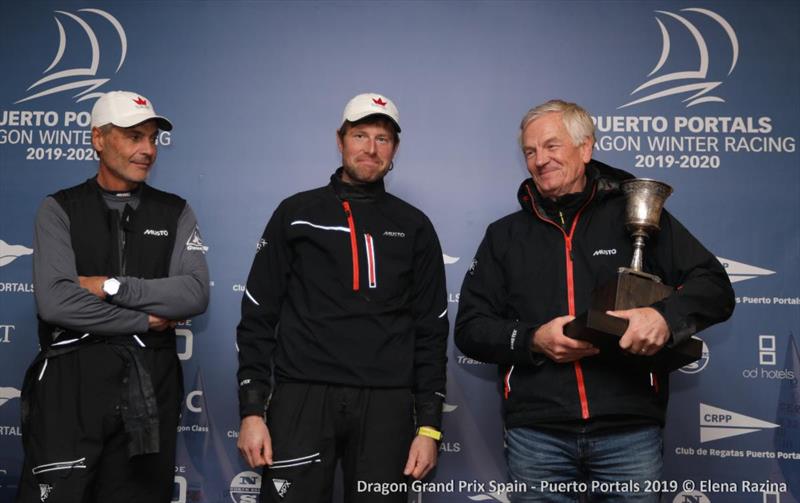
top-left (330, 167), bottom-right (386, 202)
top-left (517, 159), bottom-right (635, 215)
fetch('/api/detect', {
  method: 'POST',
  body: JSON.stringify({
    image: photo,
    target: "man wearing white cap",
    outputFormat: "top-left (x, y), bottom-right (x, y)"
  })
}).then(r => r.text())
top-left (236, 93), bottom-right (448, 502)
top-left (16, 91), bottom-right (209, 502)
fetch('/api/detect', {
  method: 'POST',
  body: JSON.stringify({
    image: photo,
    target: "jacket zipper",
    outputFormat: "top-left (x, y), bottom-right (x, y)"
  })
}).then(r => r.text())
top-left (342, 201), bottom-right (360, 291)
top-left (525, 184), bottom-right (596, 419)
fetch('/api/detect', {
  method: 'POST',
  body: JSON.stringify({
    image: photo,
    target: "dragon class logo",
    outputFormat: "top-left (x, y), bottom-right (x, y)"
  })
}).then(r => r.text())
top-left (17, 8), bottom-right (127, 104)
top-left (621, 8), bottom-right (738, 109)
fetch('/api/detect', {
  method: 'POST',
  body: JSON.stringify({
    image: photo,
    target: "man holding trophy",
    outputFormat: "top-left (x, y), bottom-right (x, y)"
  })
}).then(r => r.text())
top-left (455, 99), bottom-right (735, 501)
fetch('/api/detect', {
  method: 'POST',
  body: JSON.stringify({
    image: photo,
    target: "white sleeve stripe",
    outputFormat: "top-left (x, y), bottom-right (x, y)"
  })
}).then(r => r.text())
top-left (38, 359), bottom-right (48, 381)
top-left (290, 220), bottom-right (350, 233)
top-left (438, 308), bottom-right (447, 318)
top-left (245, 287), bottom-right (260, 306)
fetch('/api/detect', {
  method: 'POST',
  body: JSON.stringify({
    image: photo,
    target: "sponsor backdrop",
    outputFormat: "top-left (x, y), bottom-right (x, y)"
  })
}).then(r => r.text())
top-left (1, 1), bottom-right (798, 502)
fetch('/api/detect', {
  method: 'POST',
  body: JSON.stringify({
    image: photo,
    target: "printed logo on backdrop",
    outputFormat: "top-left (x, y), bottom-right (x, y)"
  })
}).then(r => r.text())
top-left (678, 337), bottom-right (709, 374)
top-left (621, 8), bottom-right (739, 109)
top-left (0, 387), bottom-right (22, 437)
top-left (0, 387), bottom-right (21, 408)
top-left (439, 401), bottom-right (463, 455)
top-left (672, 491), bottom-right (710, 503)
top-left (0, 240), bottom-right (35, 294)
top-left (591, 8), bottom-right (797, 170)
top-left (443, 253), bottom-right (459, 265)
top-left (1, 8), bottom-right (172, 162)
top-left (742, 334), bottom-right (798, 385)
top-left (457, 353), bottom-right (486, 365)
top-left (17, 9), bottom-right (127, 104)
top-left (230, 471), bottom-right (261, 503)
top-left (0, 240), bottom-right (33, 267)
top-left (700, 403), bottom-right (778, 443)
top-left (177, 369), bottom-right (209, 434)
top-left (173, 473), bottom-right (187, 503)
top-left (176, 321), bottom-right (194, 361)
top-left (721, 257), bottom-right (800, 307)
top-left (719, 257), bottom-right (775, 284)
top-left (0, 325), bottom-right (15, 344)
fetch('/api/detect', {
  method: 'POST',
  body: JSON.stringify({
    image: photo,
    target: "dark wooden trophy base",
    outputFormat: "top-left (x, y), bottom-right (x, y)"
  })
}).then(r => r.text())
top-left (563, 269), bottom-right (702, 372)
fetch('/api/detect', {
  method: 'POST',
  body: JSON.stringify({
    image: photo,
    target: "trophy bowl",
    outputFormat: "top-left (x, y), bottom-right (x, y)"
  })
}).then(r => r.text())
top-left (621, 179), bottom-right (673, 273)
top-left (621, 178), bottom-right (673, 236)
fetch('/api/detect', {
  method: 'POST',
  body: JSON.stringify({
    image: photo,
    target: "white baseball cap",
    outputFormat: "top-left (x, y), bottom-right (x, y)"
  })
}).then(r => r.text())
top-left (342, 93), bottom-right (400, 132)
top-left (91, 90), bottom-right (173, 131)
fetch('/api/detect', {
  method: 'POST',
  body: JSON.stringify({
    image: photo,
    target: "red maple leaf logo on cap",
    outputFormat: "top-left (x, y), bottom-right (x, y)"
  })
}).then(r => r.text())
top-left (133, 97), bottom-right (148, 106)
top-left (372, 97), bottom-right (387, 107)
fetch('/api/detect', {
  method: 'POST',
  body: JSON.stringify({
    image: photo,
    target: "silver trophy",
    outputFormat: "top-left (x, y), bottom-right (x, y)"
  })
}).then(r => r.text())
top-left (565, 177), bottom-right (701, 371)
top-left (620, 178), bottom-right (673, 278)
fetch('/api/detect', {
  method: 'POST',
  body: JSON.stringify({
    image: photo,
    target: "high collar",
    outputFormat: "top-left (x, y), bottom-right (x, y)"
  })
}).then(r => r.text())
top-left (517, 159), bottom-right (635, 215)
top-left (89, 175), bottom-right (144, 198)
top-left (330, 167), bottom-right (386, 202)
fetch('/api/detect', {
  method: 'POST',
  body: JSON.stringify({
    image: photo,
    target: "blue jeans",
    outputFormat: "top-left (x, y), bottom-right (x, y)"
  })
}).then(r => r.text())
top-left (506, 425), bottom-right (663, 502)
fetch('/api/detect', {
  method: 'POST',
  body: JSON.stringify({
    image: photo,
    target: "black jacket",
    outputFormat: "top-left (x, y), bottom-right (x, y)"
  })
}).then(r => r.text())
top-left (237, 169), bottom-right (449, 428)
top-left (41, 178), bottom-right (184, 348)
top-left (455, 161), bottom-right (734, 428)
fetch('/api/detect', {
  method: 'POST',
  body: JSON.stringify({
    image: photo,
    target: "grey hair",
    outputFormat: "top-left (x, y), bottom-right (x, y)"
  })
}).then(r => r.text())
top-left (96, 124), bottom-right (114, 135)
top-left (519, 99), bottom-right (595, 147)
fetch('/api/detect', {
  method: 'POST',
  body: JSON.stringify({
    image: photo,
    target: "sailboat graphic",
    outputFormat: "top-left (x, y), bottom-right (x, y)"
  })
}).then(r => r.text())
top-left (16, 9), bottom-right (127, 104)
top-left (620, 8), bottom-right (738, 109)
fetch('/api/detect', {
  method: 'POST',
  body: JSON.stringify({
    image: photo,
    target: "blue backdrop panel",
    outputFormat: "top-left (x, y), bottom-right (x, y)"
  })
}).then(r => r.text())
top-left (1, 1), bottom-right (798, 502)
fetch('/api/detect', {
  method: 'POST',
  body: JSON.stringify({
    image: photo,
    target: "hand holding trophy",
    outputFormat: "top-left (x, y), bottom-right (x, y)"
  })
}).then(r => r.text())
top-left (564, 178), bottom-right (703, 371)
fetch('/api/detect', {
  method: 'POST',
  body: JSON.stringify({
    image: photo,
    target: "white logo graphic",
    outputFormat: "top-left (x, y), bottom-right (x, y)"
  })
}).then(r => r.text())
top-left (0, 387), bottom-right (21, 408)
top-left (679, 338), bottom-right (709, 374)
top-left (39, 483), bottom-right (53, 501)
top-left (143, 229), bottom-right (169, 237)
top-left (230, 471), bottom-right (261, 503)
top-left (442, 402), bottom-right (458, 413)
top-left (717, 257), bottom-right (775, 284)
top-left (176, 328), bottom-right (194, 361)
top-left (17, 9), bottom-right (127, 104)
top-left (759, 335), bottom-right (777, 366)
top-left (0, 239), bottom-right (33, 267)
top-left (272, 479), bottom-right (291, 499)
top-left (186, 390), bottom-right (203, 413)
top-left (621, 8), bottom-right (738, 109)
top-left (382, 231), bottom-right (406, 238)
top-left (672, 491), bottom-right (710, 503)
top-left (186, 226), bottom-right (208, 253)
top-left (443, 253), bottom-right (460, 264)
top-left (592, 248), bottom-right (617, 256)
top-left (700, 403), bottom-right (779, 443)
top-left (256, 238), bottom-right (267, 252)
top-left (0, 325), bottom-right (14, 343)
top-left (173, 475), bottom-right (187, 503)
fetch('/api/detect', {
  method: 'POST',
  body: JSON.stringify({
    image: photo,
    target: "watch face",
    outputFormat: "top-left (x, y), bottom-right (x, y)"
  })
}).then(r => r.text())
top-left (104, 278), bottom-right (120, 296)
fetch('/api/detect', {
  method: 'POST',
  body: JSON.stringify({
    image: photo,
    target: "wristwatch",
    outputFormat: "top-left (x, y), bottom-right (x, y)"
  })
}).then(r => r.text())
top-left (103, 277), bottom-right (121, 298)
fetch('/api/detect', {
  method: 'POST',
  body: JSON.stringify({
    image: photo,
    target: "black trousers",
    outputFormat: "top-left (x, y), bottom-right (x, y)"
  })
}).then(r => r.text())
top-left (16, 344), bottom-right (181, 503)
top-left (261, 383), bottom-right (415, 503)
